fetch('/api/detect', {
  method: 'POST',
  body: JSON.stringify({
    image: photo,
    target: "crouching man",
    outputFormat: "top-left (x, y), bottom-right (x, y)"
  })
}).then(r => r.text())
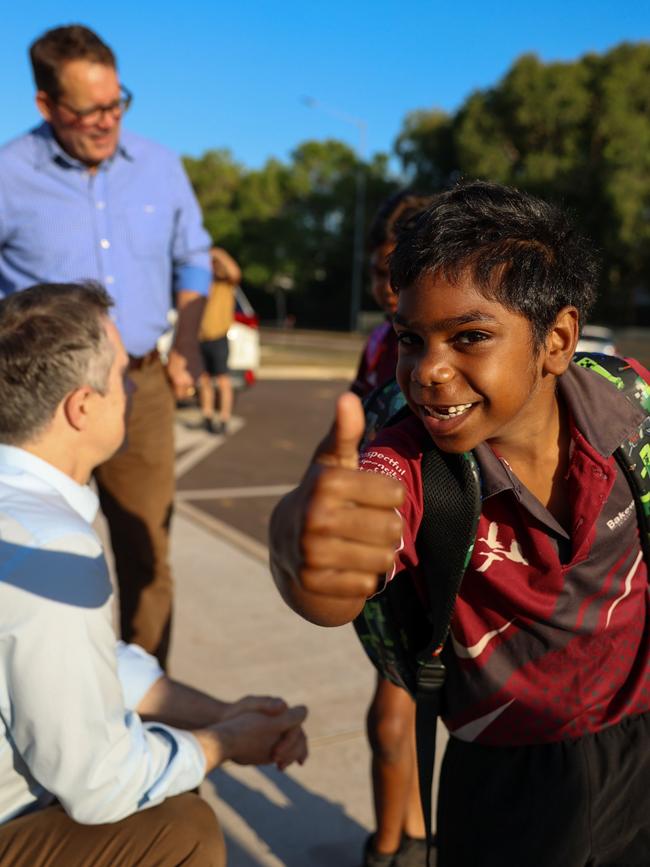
top-left (0, 282), bottom-right (307, 866)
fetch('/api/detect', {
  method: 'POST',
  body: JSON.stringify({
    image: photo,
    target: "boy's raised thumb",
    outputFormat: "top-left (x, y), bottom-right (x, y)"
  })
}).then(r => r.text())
top-left (318, 391), bottom-right (365, 470)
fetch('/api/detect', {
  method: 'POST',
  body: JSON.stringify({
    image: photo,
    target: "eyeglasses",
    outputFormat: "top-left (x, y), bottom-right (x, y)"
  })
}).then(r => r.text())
top-left (55, 86), bottom-right (133, 126)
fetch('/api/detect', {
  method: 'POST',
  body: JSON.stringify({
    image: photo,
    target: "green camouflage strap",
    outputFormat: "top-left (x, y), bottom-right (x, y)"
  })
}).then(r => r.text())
top-left (574, 353), bottom-right (650, 558)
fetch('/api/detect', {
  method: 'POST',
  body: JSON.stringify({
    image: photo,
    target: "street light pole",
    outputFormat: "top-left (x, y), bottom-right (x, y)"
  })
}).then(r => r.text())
top-left (302, 97), bottom-right (367, 332)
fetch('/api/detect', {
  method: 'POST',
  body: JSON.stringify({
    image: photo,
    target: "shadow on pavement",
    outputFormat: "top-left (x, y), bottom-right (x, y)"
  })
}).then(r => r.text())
top-left (209, 764), bottom-right (366, 867)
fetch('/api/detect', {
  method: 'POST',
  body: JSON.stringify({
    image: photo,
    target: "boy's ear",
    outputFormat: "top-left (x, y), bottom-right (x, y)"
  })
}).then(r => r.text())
top-left (543, 306), bottom-right (579, 375)
top-left (62, 386), bottom-right (94, 432)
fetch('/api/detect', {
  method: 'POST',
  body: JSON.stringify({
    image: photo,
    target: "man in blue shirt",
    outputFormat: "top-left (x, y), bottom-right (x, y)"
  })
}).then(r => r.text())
top-left (0, 24), bottom-right (213, 666)
top-left (0, 281), bottom-right (307, 866)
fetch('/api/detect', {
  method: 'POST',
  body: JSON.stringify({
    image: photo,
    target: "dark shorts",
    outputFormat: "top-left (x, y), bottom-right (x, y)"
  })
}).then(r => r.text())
top-left (200, 337), bottom-right (229, 376)
top-left (437, 712), bottom-right (650, 867)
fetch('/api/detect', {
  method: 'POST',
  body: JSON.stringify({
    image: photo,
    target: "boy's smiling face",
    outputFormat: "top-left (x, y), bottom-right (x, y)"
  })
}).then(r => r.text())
top-left (394, 271), bottom-right (561, 455)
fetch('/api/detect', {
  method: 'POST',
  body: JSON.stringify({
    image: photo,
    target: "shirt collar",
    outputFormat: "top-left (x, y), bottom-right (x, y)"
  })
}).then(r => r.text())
top-left (474, 359), bottom-right (645, 535)
top-left (32, 121), bottom-right (134, 171)
top-left (0, 445), bottom-right (98, 524)
top-left (558, 359), bottom-right (646, 456)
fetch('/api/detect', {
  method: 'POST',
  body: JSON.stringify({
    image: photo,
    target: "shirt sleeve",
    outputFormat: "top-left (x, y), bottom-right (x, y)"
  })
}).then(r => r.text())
top-left (116, 641), bottom-right (164, 710)
top-left (360, 427), bottom-right (424, 585)
top-left (5, 536), bottom-right (205, 824)
top-left (169, 157), bottom-right (212, 296)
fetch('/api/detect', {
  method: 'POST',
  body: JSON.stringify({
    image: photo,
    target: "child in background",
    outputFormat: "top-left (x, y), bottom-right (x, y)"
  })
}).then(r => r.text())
top-left (351, 192), bottom-right (431, 401)
top-left (198, 247), bottom-right (241, 435)
top-left (353, 192), bottom-right (436, 867)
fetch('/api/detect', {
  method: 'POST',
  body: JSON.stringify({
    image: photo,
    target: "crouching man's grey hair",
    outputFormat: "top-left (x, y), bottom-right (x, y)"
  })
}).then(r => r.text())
top-left (0, 281), bottom-right (114, 445)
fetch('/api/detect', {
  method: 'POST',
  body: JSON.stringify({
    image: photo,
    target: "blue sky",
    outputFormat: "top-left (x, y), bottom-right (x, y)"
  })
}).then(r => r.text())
top-left (3, 1), bottom-right (648, 170)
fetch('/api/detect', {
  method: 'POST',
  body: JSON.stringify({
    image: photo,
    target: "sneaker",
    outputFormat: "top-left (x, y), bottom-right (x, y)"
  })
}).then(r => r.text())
top-left (394, 834), bottom-right (435, 867)
top-left (202, 418), bottom-right (226, 436)
top-left (361, 834), bottom-right (397, 867)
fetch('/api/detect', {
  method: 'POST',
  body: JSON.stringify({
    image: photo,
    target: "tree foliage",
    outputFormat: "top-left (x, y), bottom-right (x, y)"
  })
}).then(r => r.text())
top-left (184, 43), bottom-right (650, 328)
top-left (395, 43), bottom-right (650, 322)
top-left (184, 141), bottom-right (396, 328)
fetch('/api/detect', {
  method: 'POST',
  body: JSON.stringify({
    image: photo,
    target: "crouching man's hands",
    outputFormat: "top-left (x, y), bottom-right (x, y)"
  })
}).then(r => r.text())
top-left (194, 700), bottom-right (308, 773)
top-left (269, 392), bottom-right (404, 626)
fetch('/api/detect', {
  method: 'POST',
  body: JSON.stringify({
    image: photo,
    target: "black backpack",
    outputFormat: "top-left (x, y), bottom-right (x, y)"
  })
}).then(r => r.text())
top-left (353, 353), bottom-right (650, 864)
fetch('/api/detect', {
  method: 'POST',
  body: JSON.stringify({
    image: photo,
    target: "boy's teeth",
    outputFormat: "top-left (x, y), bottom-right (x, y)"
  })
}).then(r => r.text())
top-left (425, 403), bottom-right (473, 419)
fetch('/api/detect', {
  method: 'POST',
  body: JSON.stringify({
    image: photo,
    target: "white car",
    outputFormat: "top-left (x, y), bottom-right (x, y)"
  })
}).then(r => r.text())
top-left (576, 325), bottom-right (618, 356)
top-left (158, 286), bottom-right (260, 389)
top-left (227, 287), bottom-right (260, 388)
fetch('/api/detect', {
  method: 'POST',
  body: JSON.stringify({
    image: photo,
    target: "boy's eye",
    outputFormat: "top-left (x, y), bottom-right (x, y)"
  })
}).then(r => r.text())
top-left (455, 330), bottom-right (490, 345)
top-left (395, 331), bottom-right (420, 347)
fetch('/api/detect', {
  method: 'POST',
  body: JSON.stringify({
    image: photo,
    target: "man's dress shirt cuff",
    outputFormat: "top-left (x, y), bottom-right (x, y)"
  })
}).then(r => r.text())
top-left (138, 723), bottom-right (207, 808)
top-left (176, 265), bottom-right (212, 296)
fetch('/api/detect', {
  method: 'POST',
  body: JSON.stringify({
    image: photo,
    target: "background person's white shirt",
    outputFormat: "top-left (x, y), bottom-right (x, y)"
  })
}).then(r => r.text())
top-left (0, 445), bottom-right (205, 824)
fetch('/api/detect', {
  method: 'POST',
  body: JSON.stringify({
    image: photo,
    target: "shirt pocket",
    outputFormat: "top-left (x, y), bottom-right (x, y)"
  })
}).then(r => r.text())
top-left (119, 203), bottom-right (175, 259)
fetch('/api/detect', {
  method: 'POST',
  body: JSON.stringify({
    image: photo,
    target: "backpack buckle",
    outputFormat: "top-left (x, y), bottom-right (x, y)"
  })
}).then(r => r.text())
top-left (416, 657), bottom-right (446, 694)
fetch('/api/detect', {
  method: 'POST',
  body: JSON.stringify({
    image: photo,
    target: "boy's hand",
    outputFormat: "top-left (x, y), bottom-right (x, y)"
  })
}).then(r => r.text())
top-left (269, 392), bottom-right (404, 626)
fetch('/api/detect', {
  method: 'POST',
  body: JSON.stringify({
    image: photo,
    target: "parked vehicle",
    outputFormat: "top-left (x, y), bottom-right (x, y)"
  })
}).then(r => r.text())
top-left (576, 324), bottom-right (618, 356)
top-left (158, 287), bottom-right (260, 389)
top-left (228, 287), bottom-right (260, 388)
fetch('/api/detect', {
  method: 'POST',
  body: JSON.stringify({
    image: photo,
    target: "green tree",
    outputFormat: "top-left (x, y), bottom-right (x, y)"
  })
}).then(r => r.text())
top-left (185, 139), bottom-right (397, 328)
top-left (183, 149), bottom-right (244, 248)
top-left (394, 43), bottom-right (650, 323)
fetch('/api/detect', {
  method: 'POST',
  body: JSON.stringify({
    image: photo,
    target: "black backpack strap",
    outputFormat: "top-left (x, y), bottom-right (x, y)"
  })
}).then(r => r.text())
top-left (414, 445), bottom-right (482, 861)
top-left (415, 660), bottom-right (445, 867)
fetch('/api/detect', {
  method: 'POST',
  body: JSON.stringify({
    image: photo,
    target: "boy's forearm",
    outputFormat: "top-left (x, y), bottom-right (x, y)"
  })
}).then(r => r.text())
top-left (270, 551), bottom-right (367, 626)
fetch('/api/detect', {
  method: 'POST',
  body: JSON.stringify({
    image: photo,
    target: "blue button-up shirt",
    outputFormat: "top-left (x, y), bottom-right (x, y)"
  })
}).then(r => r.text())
top-left (0, 123), bottom-right (211, 356)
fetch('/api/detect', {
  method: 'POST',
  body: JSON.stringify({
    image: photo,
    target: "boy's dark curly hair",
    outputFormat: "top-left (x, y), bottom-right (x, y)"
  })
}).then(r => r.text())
top-left (389, 180), bottom-right (599, 348)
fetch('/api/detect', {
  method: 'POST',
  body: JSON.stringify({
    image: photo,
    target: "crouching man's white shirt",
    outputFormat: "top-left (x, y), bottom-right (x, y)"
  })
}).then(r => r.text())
top-left (0, 446), bottom-right (205, 825)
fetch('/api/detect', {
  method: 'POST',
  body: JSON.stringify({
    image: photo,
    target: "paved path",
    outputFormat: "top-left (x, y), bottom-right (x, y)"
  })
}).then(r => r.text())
top-left (169, 510), bottom-right (377, 866)
top-left (168, 411), bottom-right (378, 865)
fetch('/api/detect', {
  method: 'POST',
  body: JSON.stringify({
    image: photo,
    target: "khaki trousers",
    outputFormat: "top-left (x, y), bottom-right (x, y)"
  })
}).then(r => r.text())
top-left (0, 794), bottom-right (225, 867)
top-left (95, 355), bottom-right (176, 667)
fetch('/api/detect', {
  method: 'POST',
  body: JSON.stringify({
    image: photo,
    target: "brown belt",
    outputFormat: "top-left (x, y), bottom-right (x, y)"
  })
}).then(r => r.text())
top-left (128, 348), bottom-right (160, 370)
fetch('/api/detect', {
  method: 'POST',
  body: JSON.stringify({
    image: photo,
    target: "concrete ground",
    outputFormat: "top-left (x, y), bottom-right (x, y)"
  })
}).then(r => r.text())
top-left (169, 509), bottom-right (376, 867)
